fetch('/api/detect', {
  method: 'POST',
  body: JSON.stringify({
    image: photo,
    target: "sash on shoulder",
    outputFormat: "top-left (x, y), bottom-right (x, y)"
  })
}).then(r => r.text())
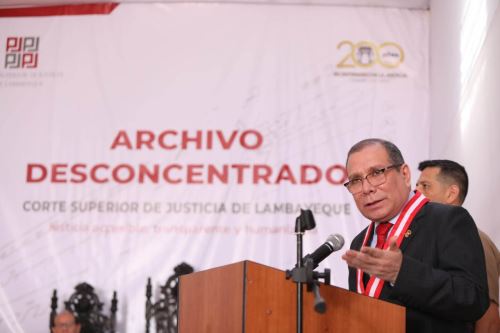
top-left (356, 191), bottom-right (428, 298)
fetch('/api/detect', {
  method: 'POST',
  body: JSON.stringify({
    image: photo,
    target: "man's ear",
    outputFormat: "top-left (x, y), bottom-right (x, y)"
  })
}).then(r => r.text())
top-left (401, 164), bottom-right (411, 187)
top-left (446, 184), bottom-right (460, 205)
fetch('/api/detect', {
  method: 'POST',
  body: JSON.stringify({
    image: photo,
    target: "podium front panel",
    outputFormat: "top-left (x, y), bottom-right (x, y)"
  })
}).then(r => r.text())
top-left (179, 260), bottom-right (405, 333)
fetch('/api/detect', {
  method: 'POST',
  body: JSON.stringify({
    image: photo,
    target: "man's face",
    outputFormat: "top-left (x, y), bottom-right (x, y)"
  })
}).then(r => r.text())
top-left (52, 312), bottom-right (81, 333)
top-left (346, 144), bottom-right (411, 222)
top-left (416, 166), bottom-right (450, 204)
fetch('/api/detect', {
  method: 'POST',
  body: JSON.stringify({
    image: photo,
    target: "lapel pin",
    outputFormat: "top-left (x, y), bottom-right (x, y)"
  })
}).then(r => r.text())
top-left (405, 230), bottom-right (412, 238)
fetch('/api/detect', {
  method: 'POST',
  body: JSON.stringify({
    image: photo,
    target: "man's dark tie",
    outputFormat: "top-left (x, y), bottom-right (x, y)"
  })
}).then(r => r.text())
top-left (375, 222), bottom-right (392, 249)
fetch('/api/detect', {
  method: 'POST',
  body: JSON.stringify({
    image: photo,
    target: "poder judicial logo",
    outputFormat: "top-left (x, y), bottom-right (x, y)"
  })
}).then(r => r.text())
top-left (4, 36), bottom-right (40, 69)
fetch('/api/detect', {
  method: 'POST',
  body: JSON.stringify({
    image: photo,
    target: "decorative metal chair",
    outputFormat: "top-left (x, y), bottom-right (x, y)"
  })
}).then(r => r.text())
top-left (50, 282), bottom-right (118, 333)
top-left (145, 262), bottom-right (194, 333)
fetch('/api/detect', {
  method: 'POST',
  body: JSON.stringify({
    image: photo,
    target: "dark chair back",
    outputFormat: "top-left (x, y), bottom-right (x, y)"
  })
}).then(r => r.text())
top-left (146, 263), bottom-right (194, 333)
top-left (50, 282), bottom-right (118, 333)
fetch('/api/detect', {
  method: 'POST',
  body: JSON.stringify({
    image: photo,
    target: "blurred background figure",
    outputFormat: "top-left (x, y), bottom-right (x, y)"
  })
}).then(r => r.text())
top-left (417, 159), bottom-right (500, 333)
top-left (51, 310), bottom-right (81, 333)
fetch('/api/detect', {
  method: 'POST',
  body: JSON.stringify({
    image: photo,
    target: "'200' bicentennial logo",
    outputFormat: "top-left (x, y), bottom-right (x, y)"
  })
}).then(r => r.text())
top-left (336, 40), bottom-right (404, 69)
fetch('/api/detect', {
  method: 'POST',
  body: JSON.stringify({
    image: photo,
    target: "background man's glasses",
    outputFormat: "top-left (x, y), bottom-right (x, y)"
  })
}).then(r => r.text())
top-left (344, 163), bottom-right (403, 194)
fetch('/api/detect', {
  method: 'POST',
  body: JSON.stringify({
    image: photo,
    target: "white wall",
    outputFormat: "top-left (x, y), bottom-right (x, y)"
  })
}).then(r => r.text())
top-left (430, 0), bottom-right (500, 243)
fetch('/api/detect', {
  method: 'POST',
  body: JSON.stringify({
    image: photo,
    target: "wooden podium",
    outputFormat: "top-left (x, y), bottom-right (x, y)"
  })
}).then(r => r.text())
top-left (178, 260), bottom-right (405, 332)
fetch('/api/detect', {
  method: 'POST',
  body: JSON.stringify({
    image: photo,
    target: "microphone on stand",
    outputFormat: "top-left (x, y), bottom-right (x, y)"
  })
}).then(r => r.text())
top-left (303, 234), bottom-right (344, 269)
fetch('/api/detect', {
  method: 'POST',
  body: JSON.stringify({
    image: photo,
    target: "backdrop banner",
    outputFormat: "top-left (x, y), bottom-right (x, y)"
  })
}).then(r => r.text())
top-left (0, 3), bottom-right (428, 332)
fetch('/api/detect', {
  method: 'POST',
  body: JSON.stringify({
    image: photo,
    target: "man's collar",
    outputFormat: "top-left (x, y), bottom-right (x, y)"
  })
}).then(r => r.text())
top-left (375, 191), bottom-right (414, 226)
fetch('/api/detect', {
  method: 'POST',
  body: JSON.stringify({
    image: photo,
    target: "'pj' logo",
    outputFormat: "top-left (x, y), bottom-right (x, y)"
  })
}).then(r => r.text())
top-left (5, 37), bottom-right (39, 69)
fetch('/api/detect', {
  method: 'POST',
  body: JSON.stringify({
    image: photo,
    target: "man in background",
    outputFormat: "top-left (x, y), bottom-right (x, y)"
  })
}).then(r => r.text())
top-left (417, 159), bottom-right (500, 333)
top-left (51, 310), bottom-right (81, 333)
top-left (342, 138), bottom-right (488, 332)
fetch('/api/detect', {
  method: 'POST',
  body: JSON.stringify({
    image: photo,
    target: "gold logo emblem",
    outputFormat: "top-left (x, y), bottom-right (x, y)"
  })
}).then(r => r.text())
top-left (336, 40), bottom-right (405, 69)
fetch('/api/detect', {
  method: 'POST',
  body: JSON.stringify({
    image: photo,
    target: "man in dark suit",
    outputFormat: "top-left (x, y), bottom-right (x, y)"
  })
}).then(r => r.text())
top-left (341, 138), bottom-right (489, 333)
top-left (416, 159), bottom-right (500, 333)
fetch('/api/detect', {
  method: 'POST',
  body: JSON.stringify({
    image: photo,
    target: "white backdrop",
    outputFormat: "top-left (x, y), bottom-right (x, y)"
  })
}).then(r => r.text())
top-left (430, 0), bottom-right (500, 242)
top-left (0, 3), bottom-right (429, 332)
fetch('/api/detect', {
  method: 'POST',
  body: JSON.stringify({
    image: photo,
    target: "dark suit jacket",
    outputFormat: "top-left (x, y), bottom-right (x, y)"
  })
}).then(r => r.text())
top-left (348, 202), bottom-right (489, 333)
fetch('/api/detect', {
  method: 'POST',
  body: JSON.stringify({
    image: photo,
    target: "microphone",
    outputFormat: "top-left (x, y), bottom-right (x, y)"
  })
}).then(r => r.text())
top-left (304, 234), bottom-right (344, 269)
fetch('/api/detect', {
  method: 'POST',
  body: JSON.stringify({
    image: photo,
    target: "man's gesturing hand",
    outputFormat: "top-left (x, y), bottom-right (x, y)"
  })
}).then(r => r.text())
top-left (342, 236), bottom-right (402, 284)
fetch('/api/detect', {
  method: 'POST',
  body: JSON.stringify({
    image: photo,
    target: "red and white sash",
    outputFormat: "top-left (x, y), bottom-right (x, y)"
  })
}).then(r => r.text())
top-left (356, 191), bottom-right (429, 298)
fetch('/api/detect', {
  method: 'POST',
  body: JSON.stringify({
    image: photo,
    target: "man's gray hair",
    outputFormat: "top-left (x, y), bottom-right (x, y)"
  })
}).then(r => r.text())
top-left (346, 138), bottom-right (405, 166)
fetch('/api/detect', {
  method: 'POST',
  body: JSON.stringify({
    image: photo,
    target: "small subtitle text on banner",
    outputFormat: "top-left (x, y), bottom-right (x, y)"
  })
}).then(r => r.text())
top-left (22, 200), bottom-right (350, 216)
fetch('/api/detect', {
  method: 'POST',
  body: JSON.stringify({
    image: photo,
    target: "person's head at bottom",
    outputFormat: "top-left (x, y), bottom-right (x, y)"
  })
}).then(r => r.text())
top-left (51, 310), bottom-right (81, 333)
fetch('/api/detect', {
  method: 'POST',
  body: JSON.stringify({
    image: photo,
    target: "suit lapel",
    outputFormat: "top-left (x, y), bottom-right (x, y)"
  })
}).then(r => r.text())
top-left (398, 203), bottom-right (428, 252)
top-left (379, 204), bottom-right (429, 298)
